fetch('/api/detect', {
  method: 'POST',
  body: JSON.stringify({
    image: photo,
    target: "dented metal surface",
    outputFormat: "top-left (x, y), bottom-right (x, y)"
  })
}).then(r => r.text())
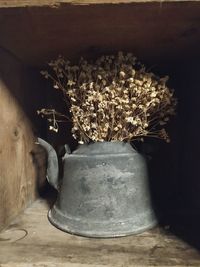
top-left (39, 139), bottom-right (157, 237)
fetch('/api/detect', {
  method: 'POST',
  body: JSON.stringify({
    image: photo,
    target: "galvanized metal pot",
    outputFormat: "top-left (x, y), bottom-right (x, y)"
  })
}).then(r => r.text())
top-left (38, 138), bottom-right (157, 237)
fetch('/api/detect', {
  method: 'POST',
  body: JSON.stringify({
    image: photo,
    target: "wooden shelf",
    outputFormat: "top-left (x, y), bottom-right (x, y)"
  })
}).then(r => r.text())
top-left (1, 2), bottom-right (200, 66)
top-left (0, 0), bottom-right (195, 8)
top-left (0, 198), bottom-right (200, 266)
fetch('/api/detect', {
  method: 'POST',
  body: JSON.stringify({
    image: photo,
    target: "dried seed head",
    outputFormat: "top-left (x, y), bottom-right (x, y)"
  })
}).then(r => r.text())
top-left (39, 52), bottom-right (177, 143)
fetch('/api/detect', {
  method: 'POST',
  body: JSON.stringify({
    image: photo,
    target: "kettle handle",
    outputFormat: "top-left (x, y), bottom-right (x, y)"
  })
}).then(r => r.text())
top-left (37, 137), bottom-right (59, 190)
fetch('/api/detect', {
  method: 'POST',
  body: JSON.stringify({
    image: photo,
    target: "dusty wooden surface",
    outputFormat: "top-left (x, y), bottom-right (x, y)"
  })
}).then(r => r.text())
top-left (0, 2), bottom-right (200, 66)
top-left (0, 49), bottom-right (45, 231)
top-left (0, 0), bottom-right (199, 8)
top-left (0, 198), bottom-right (200, 266)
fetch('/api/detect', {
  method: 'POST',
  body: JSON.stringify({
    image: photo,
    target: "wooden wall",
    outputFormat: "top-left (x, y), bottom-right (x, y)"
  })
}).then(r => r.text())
top-left (0, 49), bottom-right (38, 230)
top-left (0, 2), bottom-right (200, 67)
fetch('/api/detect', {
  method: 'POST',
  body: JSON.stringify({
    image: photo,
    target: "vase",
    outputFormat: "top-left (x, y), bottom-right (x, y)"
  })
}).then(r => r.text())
top-left (38, 138), bottom-right (157, 237)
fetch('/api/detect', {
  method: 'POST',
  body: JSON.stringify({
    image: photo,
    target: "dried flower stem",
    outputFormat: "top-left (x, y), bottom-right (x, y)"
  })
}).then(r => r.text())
top-left (39, 52), bottom-right (177, 143)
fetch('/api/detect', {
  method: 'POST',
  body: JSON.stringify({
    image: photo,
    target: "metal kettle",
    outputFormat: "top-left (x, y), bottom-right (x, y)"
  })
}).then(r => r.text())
top-left (38, 138), bottom-right (157, 238)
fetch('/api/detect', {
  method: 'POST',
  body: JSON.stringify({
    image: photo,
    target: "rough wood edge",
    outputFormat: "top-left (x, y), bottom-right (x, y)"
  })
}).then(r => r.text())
top-left (0, 0), bottom-right (199, 8)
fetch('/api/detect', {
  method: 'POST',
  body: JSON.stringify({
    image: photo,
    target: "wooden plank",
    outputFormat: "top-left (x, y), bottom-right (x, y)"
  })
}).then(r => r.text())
top-left (0, 2), bottom-right (200, 67)
top-left (0, 199), bottom-right (200, 266)
top-left (0, 0), bottom-right (199, 8)
top-left (0, 49), bottom-right (39, 230)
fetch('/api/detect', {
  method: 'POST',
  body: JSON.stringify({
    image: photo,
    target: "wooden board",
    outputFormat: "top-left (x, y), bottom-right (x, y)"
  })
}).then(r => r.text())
top-left (0, 2), bottom-right (200, 67)
top-left (0, 0), bottom-right (199, 8)
top-left (0, 198), bottom-right (200, 266)
top-left (0, 49), bottom-right (40, 230)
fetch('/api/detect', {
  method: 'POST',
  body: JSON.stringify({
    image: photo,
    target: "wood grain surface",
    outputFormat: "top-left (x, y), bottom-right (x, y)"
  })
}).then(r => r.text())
top-left (0, 2), bottom-right (200, 66)
top-left (0, 0), bottom-right (199, 8)
top-left (0, 49), bottom-right (38, 231)
top-left (0, 199), bottom-right (200, 266)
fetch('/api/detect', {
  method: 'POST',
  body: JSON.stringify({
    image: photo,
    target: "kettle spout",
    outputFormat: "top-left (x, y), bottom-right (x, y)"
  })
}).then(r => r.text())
top-left (37, 138), bottom-right (59, 191)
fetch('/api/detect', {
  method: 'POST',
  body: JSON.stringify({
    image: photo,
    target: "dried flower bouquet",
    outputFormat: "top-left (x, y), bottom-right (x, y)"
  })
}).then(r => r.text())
top-left (38, 52), bottom-right (177, 144)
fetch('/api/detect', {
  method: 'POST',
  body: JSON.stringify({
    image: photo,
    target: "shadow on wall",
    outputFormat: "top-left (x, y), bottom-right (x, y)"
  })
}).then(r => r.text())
top-left (143, 61), bottom-right (200, 251)
top-left (167, 62), bottom-right (200, 251)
